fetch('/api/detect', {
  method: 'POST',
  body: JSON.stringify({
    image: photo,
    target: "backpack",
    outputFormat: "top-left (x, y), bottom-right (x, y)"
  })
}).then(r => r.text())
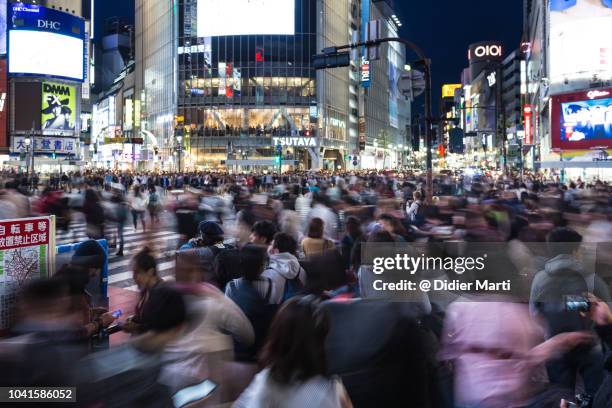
top-left (227, 278), bottom-right (278, 360)
top-left (281, 269), bottom-right (305, 303)
top-left (149, 192), bottom-right (159, 204)
top-left (407, 200), bottom-right (425, 226)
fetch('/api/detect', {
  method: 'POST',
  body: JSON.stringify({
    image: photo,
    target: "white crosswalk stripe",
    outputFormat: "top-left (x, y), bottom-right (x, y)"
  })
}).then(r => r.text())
top-left (55, 221), bottom-right (181, 288)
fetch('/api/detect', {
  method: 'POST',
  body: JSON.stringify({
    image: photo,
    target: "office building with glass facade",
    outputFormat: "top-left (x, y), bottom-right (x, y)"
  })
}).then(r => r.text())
top-left (134, 0), bottom-right (409, 171)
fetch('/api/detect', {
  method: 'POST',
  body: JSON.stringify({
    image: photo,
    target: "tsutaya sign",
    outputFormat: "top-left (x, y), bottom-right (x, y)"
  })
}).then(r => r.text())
top-left (273, 137), bottom-right (318, 147)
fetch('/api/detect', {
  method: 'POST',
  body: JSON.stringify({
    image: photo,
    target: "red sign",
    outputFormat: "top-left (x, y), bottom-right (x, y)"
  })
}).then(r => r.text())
top-left (226, 63), bottom-right (233, 98)
top-left (0, 217), bottom-right (50, 251)
top-left (523, 105), bottom-right (533, 145)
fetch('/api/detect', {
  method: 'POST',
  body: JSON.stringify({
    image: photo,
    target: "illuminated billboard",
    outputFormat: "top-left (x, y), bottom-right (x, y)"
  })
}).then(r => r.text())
top-left (197, 0), bottom-right (295, 37)
top-left (442, 84), bottom-right (461, 99)
top-left (551, 88), bottom-right (612, 150)
top-left (549, 1), bottom-right (612, 88)
top-left (8, 3), bottom-right (85, 81)
top-left (0, 0), bottom-right (6, 55)
top-left (41, 82), bottom-right (77, 134)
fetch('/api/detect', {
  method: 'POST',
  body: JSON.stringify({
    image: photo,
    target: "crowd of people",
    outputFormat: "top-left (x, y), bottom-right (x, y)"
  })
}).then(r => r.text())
top-left (0, 167), bottom-right (611, 407)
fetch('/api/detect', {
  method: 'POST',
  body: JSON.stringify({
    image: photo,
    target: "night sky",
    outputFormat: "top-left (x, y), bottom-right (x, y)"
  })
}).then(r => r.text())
top-left (397, 0), bottom-right (524, 115)
top-left (94, 0), bottom-right (135, 41)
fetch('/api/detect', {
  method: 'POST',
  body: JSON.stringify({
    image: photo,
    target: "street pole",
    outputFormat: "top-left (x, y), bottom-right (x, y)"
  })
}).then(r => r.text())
top-left (319, 37), bottom-right (434, 202)
top-left (423, 61), bottom-right (434, 202)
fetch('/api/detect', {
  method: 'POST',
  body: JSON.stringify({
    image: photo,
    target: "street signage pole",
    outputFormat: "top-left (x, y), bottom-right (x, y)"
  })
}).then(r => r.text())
top-left (314, 37), bottom-right (434, 202)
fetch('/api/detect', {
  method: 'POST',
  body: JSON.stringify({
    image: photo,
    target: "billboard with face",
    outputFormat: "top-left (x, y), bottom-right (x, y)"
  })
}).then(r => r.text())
top-left (41, 82), bottom-right (76, 134)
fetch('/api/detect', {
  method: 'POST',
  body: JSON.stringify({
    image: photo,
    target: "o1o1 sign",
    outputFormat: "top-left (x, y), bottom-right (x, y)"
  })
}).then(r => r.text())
top-left (468, 42), bottom-right (503, 61)
top-left (474, 45), bottom-right (502, 58)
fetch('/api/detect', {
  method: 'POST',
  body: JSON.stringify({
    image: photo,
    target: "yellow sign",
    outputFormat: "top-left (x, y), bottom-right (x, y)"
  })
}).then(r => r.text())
top-left (442, 84), bottom-right (462, 99)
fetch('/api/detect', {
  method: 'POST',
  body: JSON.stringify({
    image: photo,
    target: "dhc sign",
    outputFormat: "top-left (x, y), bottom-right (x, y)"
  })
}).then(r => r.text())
top-left (37, 20), bottom-right (61, 30)
top-left (273, 137), bottom-right (318, 147)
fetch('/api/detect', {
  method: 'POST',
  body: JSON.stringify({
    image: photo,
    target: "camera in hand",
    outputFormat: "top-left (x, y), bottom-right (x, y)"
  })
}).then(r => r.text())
top-left (566, 393), bottom-right (592, 408)
top-left (563, 295), bottom-right (590, 313)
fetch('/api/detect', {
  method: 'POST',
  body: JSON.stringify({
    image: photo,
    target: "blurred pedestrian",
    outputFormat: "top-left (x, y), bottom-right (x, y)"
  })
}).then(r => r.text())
top-left (301, 218), bottom-right (334, 257)
top-left (234, 295), bottom-right (353, 408)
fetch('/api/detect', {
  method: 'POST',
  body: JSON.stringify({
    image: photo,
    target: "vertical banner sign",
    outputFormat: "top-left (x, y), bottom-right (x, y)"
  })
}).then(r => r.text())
top-left (218, 62), bottom-right (227, 96)
top-left (233, 67), bottom-right (242, 96)
top-left (41, 82), bottom-right (77, 134)
top-left (0, 216), bottom-right (54, 330)
top-left (523, 105), bottom-right (533, 144)
top-left (360, 0), bottom-right (371, 88)
top-left (226, 63), bottom-right (233, 97)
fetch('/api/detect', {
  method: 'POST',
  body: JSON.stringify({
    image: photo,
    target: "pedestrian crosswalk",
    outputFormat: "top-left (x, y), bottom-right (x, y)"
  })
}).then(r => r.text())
top-left (56, 220), bottom-right (181, 291)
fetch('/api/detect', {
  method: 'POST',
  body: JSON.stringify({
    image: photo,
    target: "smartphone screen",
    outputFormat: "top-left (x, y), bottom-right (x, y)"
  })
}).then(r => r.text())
top-left (111, 309), bottom-right (123, 318)
top-left (172, 379), bottom-right (217, 408)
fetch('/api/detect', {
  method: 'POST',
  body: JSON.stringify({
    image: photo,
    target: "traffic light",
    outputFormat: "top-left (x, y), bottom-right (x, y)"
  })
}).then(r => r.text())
top-left (274, 156), bottom-right (281, 165)
top-left (313, 51), bottom-right (351, 70)
top-left (51, 152), bottom-right (56, 159)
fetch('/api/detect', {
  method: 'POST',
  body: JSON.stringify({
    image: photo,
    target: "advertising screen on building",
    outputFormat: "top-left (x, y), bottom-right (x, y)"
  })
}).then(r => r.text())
top-left (197, 0), bottom-right (295, 37)
top-left (549, 1), bottom-right (612, 88)
top-left (0, 0), bottom-right (6, 55)
top-left (0, 60), bottom-right (6, 148)
top-left (8, 3), bottom-right (85, 81)
top-left (41, 82), bottom-right (77, 135)
top-left (552, 88), bottom-right (612, 150)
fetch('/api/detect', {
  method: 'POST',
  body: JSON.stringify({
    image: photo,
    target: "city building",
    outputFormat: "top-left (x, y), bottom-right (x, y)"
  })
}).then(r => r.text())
top-left (459, 41), bottom-right (504, 170)
top-left (523, 0), bottom-right (612, 179)
top-left (130, 0), bottom-right (410, 172)
top-left (6, 1), bottom-right (90, 172)
top-left (501, 49), bottom-right (525, 170)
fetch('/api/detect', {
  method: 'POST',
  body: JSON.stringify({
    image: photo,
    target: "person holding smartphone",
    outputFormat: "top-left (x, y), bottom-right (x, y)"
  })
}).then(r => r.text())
top-left (122, 247), bottom-right (164, 335)
top-left (561, 294), bottom-right (612, 408)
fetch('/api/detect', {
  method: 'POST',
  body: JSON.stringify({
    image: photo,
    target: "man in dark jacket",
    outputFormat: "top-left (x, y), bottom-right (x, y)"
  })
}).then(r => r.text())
top-left (323, 299), bottom-right (434, 407)
top-left (530, 228), bottom-right (608, 395)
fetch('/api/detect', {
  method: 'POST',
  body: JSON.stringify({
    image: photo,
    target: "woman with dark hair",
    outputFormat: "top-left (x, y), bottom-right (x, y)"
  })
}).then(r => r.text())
top-left (378, 213), bottom-right (409, 242)
top-left (301, 217), bottom-right (334, 257)
top-left (234, 296), bottom-right (353, 408)
top-left (122, 247), bottom-right (163, 334)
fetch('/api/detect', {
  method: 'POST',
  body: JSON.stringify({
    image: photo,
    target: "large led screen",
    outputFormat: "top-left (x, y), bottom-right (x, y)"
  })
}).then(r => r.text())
top-left (549, 1), bottom-right (612, 88)
top-left (197, 0), bottom-right (295, 37)
top-left (0, 0), bottom-right (6, 55)
top-left (560, 97), bottom-right (612, 142)
top-left (551, 88), bottom-right (612, 150)
top-left (9, 31), bottom-right (84, 81)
